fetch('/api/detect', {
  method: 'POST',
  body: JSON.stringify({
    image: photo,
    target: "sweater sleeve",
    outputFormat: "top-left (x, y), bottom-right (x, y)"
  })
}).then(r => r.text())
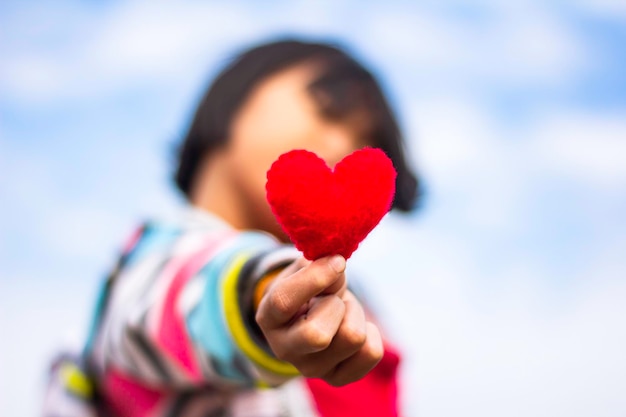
top-left (90, 222), bottom-right (301, 389)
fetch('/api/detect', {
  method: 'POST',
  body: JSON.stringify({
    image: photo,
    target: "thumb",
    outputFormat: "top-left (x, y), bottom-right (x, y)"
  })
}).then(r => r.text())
top-left (317, 255), bottom-right (347, 296)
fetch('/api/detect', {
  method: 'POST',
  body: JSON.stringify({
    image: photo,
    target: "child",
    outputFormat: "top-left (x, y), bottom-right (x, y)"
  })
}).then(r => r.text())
top-left (44, 39), bottom-right (419, 417)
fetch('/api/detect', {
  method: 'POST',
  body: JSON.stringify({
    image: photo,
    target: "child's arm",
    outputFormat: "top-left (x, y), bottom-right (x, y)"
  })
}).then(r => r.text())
top-left (91, 227), bottom-right (382, 389)
top-left (91, 229), bottom-right (303, 387)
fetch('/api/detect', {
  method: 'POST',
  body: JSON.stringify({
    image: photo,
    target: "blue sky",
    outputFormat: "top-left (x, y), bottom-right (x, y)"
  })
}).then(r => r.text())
top-left (1, 1), bottom-right (626, 416)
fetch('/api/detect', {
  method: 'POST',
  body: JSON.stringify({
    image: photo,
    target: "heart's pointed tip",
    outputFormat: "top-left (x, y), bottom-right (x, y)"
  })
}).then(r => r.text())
top-left (300, 249), bottom-right (355, 262)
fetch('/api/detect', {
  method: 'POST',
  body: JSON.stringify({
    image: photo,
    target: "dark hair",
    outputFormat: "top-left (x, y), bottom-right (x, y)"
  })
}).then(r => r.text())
top-left (175, 38), bottom-right (420, 211)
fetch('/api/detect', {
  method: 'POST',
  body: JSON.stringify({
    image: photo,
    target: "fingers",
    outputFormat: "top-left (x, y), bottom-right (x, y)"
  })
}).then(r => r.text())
top-left (268, 291), bottom-right (381, 387)
top-left (322, 322), bottom-right (384, 386)
top-left (291, 291), bottom-right (368, 377)
top-left (257, 255), bottom-right (347, 328)
top-left (254, 259), bottom-right (383, 387)
top-left (270, 294), bottom-right (346, 359)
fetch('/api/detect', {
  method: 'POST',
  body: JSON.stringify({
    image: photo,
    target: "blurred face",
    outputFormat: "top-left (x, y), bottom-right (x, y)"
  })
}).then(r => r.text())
top-left (221, 62), bottom-right (370, 240)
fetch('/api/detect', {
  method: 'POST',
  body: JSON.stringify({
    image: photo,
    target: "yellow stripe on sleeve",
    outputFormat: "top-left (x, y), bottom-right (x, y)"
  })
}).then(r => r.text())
top-left (222, 254), bottom-right (300, 378)
top-left (59, 362), bottom-right (94, 399)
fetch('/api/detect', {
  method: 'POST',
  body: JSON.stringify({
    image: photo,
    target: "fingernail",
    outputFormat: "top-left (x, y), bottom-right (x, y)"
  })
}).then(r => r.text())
top-left (329, 255), bottom-right (346, 273)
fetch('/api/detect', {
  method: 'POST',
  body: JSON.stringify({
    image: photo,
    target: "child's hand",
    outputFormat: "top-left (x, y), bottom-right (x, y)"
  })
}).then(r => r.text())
top-left (255, 255), bottom-right (383, 386)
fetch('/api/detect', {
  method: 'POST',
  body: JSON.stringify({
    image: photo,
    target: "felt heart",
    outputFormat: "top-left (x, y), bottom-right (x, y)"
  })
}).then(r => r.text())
top-left (266, 147), bottom-right (397, 260)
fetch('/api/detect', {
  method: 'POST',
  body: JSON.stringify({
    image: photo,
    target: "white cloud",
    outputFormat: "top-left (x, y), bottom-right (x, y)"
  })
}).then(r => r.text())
top-left (364, 1), bottom-right (586, 89)
top-left (1, 55), bottom-right (66, 102)
top-left (0, 138), bottom-right (177, 269)
top-left (1, 0), bottom-right (590, 106)
top-left (405, 96), bottom-right (536, 235)
top-left (89, 2), bottom-right (260, 78)
top-left (0, 0), bottom-right (391, 106)
top-left (531, 111), bottom-right (626, 188)
top-left (574, 0), bottom-right (626, 18)
top-left (404, 96), bottom-right (626, 241)
top-left (409, 278), bottom-right (626, 417)
top-left (364, 10), bottom-right (472, 70)
top-left (0, 2), bottom-right (263, 104)
top-left (406, 97), bottom-right (500, 179)
top-left (486, 8), bottom-right (584, 83)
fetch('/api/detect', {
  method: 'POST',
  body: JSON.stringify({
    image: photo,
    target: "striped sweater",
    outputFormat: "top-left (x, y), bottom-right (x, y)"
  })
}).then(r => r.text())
top-left (43, 208), bottom-right (401, 417)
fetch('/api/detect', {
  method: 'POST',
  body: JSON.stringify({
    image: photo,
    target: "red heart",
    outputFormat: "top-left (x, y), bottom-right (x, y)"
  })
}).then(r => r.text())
top-left (266, 148), bottom-right (397, 260)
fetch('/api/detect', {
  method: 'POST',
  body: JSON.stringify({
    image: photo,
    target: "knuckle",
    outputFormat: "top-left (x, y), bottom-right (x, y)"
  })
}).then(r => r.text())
top-left (339, 324), bottom-right (367, 350)
top-left (267, 288), bottom-right (292, 317)
top-left (362, 339), bottom-right (384, 365)
top-left (265, 337), bottom-right (296, 364)
top-left (301, 323), bottom-right (333, 351)
top-left (254, 309), bottom-right (268, 328)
